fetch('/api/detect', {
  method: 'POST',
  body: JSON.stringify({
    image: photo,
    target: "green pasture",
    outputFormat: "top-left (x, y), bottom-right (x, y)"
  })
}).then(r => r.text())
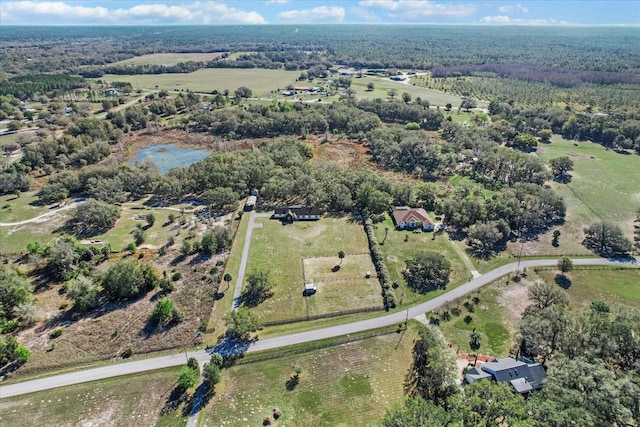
top-left (100, 68), bottom-right (299, 97)
top-left (0, 367), bottom-right (186, 427)
top-left (437, 286), bottom-right (513, 358)
top-left (374, 214), bottom-right (469, 306)
top-left (201, 327), bottom-right (417, 427)
top-left (350, 75), bottom-right (484, 107)
top-left (536, 267), bottom-right (640, 310)
top-left (245, 216), bottom-right (375, 323)
top-left (534, 136), bottom-right (640, 252)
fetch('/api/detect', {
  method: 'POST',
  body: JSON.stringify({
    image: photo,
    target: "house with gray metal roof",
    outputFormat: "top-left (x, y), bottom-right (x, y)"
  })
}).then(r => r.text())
top-left (465, 357), bottom-right (546, 394)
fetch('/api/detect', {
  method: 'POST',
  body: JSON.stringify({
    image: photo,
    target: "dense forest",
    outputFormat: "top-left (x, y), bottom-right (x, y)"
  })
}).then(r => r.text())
top-left (2, 26), bottom-right (639, 76)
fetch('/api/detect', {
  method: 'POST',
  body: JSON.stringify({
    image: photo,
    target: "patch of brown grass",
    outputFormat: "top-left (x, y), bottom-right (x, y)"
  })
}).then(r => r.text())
top-left (13, 246), bottom-right (223, 379)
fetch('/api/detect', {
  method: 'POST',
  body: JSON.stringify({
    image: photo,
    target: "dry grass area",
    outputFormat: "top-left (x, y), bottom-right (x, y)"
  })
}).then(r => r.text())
top-left (112, 52), bottom-right (225, 66)
top-left (0, 367), bottom-right (185, 427)
top-left (202, 328), bottom-right (418, 426)
top-left (12, 246), bottom-right (222, 380)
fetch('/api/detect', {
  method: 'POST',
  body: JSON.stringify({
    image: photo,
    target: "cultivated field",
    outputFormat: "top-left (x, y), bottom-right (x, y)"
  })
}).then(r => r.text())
top-left (245, 216), bottom-right (382, 323)
top-left (110, 52), bottom-right (225, 66)
top-left (201, 327), bottom-right (417, 426)
top-left (100, 68), bottom-right (299, 97)
top-left (0, 367), bottom-right (186, 427)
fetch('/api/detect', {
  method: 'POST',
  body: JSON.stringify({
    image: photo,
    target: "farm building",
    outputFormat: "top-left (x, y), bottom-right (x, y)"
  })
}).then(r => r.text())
top-left (465, 357), bottom-right (546, 394)
top-left (391, 207), bottom-right (435, 231)
top-left (272, 205), bottom-right (321, 222)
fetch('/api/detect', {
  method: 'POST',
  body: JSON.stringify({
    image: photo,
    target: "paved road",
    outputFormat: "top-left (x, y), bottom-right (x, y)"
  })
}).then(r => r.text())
top-left (0, 256), bottom-right (635, 399)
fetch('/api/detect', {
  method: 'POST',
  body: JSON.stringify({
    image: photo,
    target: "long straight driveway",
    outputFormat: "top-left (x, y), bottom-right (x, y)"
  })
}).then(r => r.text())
top-left (0, 257), bottom-right (635, 399)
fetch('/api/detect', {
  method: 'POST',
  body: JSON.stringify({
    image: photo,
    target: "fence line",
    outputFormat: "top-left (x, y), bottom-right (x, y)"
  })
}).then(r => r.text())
top-left (231, 329), bottom-right (398, 366)
top-left (261, 305), bottom-right (384, 327)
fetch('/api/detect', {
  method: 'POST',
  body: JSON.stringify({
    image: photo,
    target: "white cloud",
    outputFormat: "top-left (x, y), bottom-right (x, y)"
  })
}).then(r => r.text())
top-left (480, 15), bottom-right (569, 25)
top-left (277, 6), bottom-right (345, 23)
top-left (267, 0), bottom-right (290, 4)
top-left (350, 6), bottom-right (381, 22)
top-left (497, 4), bottom-right (528, 14)
top-left (358, 0), bottom-right (476, 20)
top-left (0, 1), bottom-right (267, 25)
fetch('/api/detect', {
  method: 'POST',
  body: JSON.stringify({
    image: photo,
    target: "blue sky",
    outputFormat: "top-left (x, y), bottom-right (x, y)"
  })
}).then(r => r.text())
top-left (0, 1), bottom-right (638, 25)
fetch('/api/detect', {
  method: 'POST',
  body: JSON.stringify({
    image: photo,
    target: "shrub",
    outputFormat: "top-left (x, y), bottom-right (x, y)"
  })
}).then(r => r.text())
top-left (50, 329), bottom-right (63, 339)
top-left (13, 346), bottom-right (31, 363)
top-left (121, 348), bottom-right (133, 358)
top-left (149, 298), bottom-right (183, 327)
top-left (171, 272), bottom-right (182, 281)
top-left (159, 278), bottom-right (175, 293)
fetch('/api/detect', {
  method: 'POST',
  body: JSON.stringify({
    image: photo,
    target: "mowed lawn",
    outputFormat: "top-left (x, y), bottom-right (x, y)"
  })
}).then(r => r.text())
top-left (246, 216), bottom-right (377, 323)
top-left (201, 328), bottom-right (418, 426)
top-left (530, 136), bottom-right (640, 255)
top-left (374, 214), bottom-right (469, 306)
top-left (101, 68), bottom-right (299, 97)
top-left (0, 367), bottom-right (186, 427)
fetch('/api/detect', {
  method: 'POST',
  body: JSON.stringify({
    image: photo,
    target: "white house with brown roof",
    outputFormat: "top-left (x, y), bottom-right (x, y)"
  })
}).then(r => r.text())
top-left (392, 207), bottom-right (435, 231)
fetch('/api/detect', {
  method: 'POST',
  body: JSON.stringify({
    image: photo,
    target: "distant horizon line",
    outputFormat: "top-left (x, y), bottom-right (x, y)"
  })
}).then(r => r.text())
top-left (1, 23), bottom-right (639, 27)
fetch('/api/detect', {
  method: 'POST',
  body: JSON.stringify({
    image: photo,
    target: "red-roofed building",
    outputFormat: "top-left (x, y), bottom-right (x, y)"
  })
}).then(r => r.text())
top-left (392, 207), bottom-right (435, 231)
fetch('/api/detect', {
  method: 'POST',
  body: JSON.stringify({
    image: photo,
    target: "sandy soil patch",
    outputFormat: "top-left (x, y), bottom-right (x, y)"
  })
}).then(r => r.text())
top-left (496, 280), bottom-right (533, 321)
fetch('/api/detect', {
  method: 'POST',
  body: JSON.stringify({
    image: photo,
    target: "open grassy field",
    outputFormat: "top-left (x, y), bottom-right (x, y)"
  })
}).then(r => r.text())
top-left (303, 254), bottom-right (381, 315)
top-left (201, 327), bottom-right (418, 426)
top-left (245, 216), bottom-right (381, 323)
top-left (0, 191), bottom-right (50, 223)
top-left (101, 68), bottom-right (299, 97)
top-left (111, 52), bottom-right (225, 66)
top-left (536, 267), bottom-right (640, 310)
top-left (373, 214), bottom-right (469, 306)
top-left (527, 136), bottom-right (640, 256)
top-left (0, 367), bottom-right (187, 427)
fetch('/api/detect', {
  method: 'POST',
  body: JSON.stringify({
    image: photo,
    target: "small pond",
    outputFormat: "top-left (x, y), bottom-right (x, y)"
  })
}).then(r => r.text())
top-left (130, 144), bottom-right (210, 174)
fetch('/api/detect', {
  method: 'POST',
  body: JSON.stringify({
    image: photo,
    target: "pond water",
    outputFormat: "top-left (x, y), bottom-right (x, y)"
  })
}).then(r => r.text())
top-left (130, 144), bottom-right (210, 174)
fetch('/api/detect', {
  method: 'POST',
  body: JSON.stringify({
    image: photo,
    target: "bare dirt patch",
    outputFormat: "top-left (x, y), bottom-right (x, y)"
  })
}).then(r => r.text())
top-left (496, 280), bottom-right (533, 323)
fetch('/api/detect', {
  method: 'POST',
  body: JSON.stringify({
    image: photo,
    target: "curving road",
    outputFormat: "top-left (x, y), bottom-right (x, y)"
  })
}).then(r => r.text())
top-left (0, 256), bottom-right (636, 399)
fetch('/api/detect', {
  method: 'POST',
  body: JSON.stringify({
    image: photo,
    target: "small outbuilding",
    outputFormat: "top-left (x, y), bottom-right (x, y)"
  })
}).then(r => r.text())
top-left (304, 283), bottom-right (317, 296)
